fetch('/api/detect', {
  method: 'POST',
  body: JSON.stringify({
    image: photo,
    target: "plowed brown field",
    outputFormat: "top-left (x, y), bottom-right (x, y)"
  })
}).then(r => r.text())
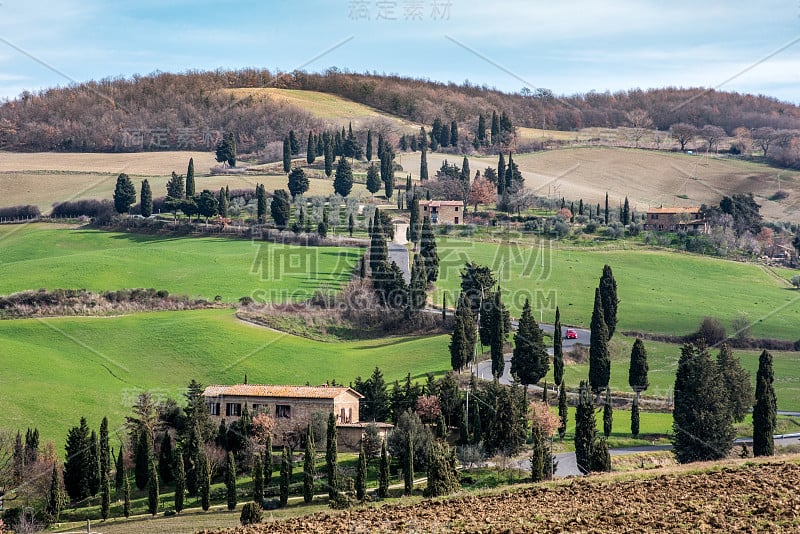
top-left (216, 460), bottom-right (800, 533)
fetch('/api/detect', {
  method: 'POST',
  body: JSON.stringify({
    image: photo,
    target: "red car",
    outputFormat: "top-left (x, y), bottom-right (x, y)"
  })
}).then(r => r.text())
top-left (565, 328), bottom-right (578, 340)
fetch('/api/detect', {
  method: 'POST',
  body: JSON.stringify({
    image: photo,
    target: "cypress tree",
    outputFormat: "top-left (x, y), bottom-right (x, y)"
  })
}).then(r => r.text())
top-left (303, 424), bottom-right (315, 503)
top-left (289, 129), bottom-right (299, 154)
top-left (419, 216), bottom-right (439, 283)
top-left (174, 453), bottom-right (185, 514)
top-left (122, 473), bottom-right (131, 518)
top-left (218, 187), bottom-right (228, 217)
top-left (101, 470), bottom-right (110, 520)
top-left (450, 120), bottom-right (459, 146)
top-left (333, 157), bottom-right (354, 197)
top-left (251, 454), bottom-right (264, 504)
top-left (672, 343), bottom-right (735, 463)
top-left (64, 419), bottom-right (90, 501)
top-left (718, 343), bottom-right (755, 423)
top-left (491, 111), bottom-right (500, 144)
top-left (326, 412), bottom-right (338, 499)
top-left (420, 127), bottom-right (429, 180)
top-left (324, 139), bottom-right (334, 176)
top-left (283, 136), bottom-right (292, 173)
top-left (186, 158), bottom-right (195, 197)
top-left (140, 180), bottom-right (153, 217)
top-left (257, 184), bottom-right (268, 222)
top-left (366, 163), bottom-right (381, 196)
top-left (185, 423), bottom-right (201, 497)
top-left (449, 313), bottom-right (468, 373)
top-left (589, 288), bottom-right (611, 397)
top-left (355, 443), bottom-right (367, 500)
top-left (558, 381), bottom-right (568, 440)
top-left (114, 446), bottom-right (124, 496)
top-left (574, 381), bottom-right (596, 475)
top-left (225, 451), bottom-right (237, 511)
top-left (409, 196), bottom-right (420, 244)
top-left (134, 428), bottom-right (151, 490)
top-left (113, 172), bottom-right (136, 214)
top-left (46, 463), bottom-right (62, 522)
top-left (403, 433), bottom-right (414, 496)
top-left (497, 153), bottom-right (506, 195)
top-left (307, 130), bottom-right (316, 164)
top-left (158, 432), bottom-right (173, 484)
top-left (631, 395), bottom-right (640, 438)
top-left (264, 434), bottom-right (273, 485)
top-left (622, 196), bottom-right (631, 225)
top-left (200, 452), bottom-right (211, 511)
top-left (88, 430), bottom-right (100, 496)
top-left (348, 213), bottom-right (354, 237)
top-left (378, 440), bottom-right (389, 498)
top-left (553, 307), bottom-right (564, 386)
top-left (629, 338), bottom-right (649, 400)
top-left (599, 265), bottom-right (619, 339)
top-left (603, 388), bottom-right (613, 438)
top-left (407, 253), bottom-right (427, 317)
top-left (366, 129), bottom-right (373, 161)
top-left (753, 350), bottom-right (777, 457)
top-left (147, 461), bottom-right (159, 516)
top-left (511, 298), bottom-right (549, 387)
top-left (530, 425), bottom-right (545, 482)
top-left (489, 289), bottom-right (507, 379)
top-left (604, 192), bottom-right (609, 224)
top-left (279, 446), bottom-right (291, 507)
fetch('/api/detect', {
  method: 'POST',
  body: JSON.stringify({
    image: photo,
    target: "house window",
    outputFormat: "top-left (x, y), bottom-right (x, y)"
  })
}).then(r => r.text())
top-left (252, 403), bottom-right (260, 412)
top-left (455, 206), bottom-right (459, 212)
top-left (209, 402), bottom-right (220, 416)
top-left (276, 405), bottom-right (291, 418)
top-left (348, 408), bottom-right (353, 422)
top-left (340, 407), bottom-right (346, 422)
top-left (225, 403), bottom-right (241, 417)
top-left (423, 206), bottom-right (428, 211)
top-left (454, 217), bottom-right (459, 224)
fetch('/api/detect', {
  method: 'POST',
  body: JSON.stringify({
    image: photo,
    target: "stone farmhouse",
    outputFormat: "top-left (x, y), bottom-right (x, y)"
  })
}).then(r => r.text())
top-left (644, 206), bottom-right (709, 233)
top-left (202, 383), bottom-right (391, 451)
top-left (419, 200), bottom-right (464, 225)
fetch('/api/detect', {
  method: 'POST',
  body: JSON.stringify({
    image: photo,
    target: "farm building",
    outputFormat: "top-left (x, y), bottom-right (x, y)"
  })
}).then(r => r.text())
top-left (202, 383), bottom-right (390, 451)
top-left (644, 206), bottom-right (709, 233)
top-left (419, 200), bottom-right (464, 224)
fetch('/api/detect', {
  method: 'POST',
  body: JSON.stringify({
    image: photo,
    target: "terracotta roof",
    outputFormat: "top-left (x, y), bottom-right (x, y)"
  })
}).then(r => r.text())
top-left (202, 384), bottom-right (363, 399)
top-left (647, 206), bottom-right (701, 214)
top-left (419, 200), bottom-right (464, 207)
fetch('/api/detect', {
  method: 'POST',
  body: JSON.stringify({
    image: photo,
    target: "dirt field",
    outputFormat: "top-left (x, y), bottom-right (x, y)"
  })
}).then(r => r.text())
top-left (398, 147), bottom-right (800, 221)
top-left (216, 458), bottom-right (800, 533)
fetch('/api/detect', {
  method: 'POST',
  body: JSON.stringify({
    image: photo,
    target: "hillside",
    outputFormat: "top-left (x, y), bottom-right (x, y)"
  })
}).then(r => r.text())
top-left (216, 458), bottom-right (800, 533)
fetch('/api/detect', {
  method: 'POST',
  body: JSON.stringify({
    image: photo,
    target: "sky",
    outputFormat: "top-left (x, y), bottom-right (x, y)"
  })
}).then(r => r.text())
top-left (0, 0), bottom-right (798, 102)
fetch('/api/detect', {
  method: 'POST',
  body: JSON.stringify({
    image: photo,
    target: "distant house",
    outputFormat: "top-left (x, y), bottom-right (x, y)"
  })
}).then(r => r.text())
top-left (202, 383), bottom-right (391, 451)
top-left (419, 200), bottom-right (464, 225)
top-left (644, 206), bottom-right (709, 233)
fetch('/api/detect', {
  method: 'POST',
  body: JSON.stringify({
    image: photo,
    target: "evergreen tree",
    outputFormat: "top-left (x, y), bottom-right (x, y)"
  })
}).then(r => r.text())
top-left (324, 138), bottom-right (334, 176)
top-left (622, 196), bottom-right (631, 225)
top-left (303, 424), bottom-right (315, 503)
top-left (264, 434), bottom-right (273, 486)
top-left (420, 127), bottom-right (429, 180)
top-left (88, 430), bottom-right (100, 496)
top-left (289, 129), bottom-right (299, 155)
top-left (488, 289), bottom-right (508, 379)
top-left (122, 473), bottom-right (131, 518)
top-left (288, 167), bottom-right (310, 199)
top-left (101, 470), bottom-right (110, 520)
top-left (628, 338), bottom-right (649, 399)
top-left (270, 189), bottom-right (290, 228)
top-left (114, 446), bottom-right (124, 496)
top-left (307, 131), bottom-right (316, 164)
top-left (589, 288), bottom-right (611, 397)
top-left (147, 460), bottom-right (159, 516)
top-left (348, 213), bottom-right (355, 237)
top-left (174, 453), bottom-right (185, 514)
top-left (604, 192), bottom-right (609, 224)
top-left (631, 395), bottom-right (640, 438)
top-left (158, 432), bottom-right (173, 484)
top-left (603, 388), bottom-right (613, 438)
top-left (530, 424), bottom-right (546, 482)
top-left (113, 173), bottom-right (136, 214)
top-left (403, 433), bottom-right (414, 496)
top-left (46, 463), bottom-right (62, 523)
top-left (590, 438), bottom-right (612, 472)
top-left (558, 381), bottom-right (568, 440)
top-left (368, 210), bottom-right (388, 273)
top-left (200, 452), bottom-right (211, 511)
top-left (333, 157), bottom-right (354, 197)
top-left (574, 381), bottom-right (596, 475)
top-left (255, 184), bottom-right (266, 222)
top-left (672, 343), bottom-right (735, 463)
top-left (140, 179), bottom-right (153, 217)
top-left (134, 428), bottom-right (152, 490)
top-left (450, 120), bottom-right (459, 146)
top-left (491, 111), bottom-right (500, 144)
top-left (380, 146), bottom-right (395, 199)
top-left (599, 265), bottom-right (619, 339)
top-left (24, 428), bottom-right (39, 467)
top-left (218, 187), bottom-right (228, 218)
top-left (326, 412), bottom-right (338, 499)
top-left (753, 350), bottom-right (777, 457)
top-left (282, 136), bottom-right (292, 173)
top-left (166, 171), bottom-right (184, 200)
top-left (439, 123), bottom-right (450, 148)
top-left (355, 444), bottom-right (367, 500)
top-left (409, 196), bottom-right (420, 245)
top-left (419, 216), bottom-right (439, 282)
top-left (366, 129), bottom-right (373, 161)
top-left (717, 343), bottom-right (755, 423)
top-left (476, 114), bottom-right (486, 144)
top-left (407, 253), bottom-right (427, 317)
top-left (225, 451), bottom-right (237, 511)
top-left (185, 158), bottom-right (195, 197)
top-left (252, 453), bottom-right (264, 503)
top-left (497, 153), bottom-right (506, 195)
top-left (449, 313), bottom-right (468, 373)
top-left (553, 307), bottom-right (564, 385)
top-left (424, 440), bottom-right (460, 497)
top-left (215, 133), bottom-right (236, 167)
top-left (378, 440), bottom-right (389, 498)
top-left (279, 446), bottom-right (291, 508)
top-left (455, 292), bottom-right (476, 367)
top-left (197, 189), bottom-right (218, 222)
top-left (366, 163), bottom-right (381, 196)
top-left (511, 298), bottom-right (549, 386)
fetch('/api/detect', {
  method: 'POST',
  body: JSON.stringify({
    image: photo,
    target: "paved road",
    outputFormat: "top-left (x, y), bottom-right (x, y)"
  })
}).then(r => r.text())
top-left (387, 243), bottom-right (410, 282)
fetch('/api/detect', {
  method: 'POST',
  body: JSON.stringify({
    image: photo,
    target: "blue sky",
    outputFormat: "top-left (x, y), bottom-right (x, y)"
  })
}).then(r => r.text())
top-left (0, 0), bottom-right (798, 102)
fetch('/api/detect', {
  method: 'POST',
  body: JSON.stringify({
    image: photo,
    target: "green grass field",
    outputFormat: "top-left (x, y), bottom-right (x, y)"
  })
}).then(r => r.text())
top-left (0, 224), bottom-right (361, 302)
top-left (433, 237), bottom-right (800, 340)
top-left (0, 308), bottom-right (451, 446)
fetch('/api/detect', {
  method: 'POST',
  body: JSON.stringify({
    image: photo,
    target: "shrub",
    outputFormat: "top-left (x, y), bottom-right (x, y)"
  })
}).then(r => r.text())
top-left (697, 316), bottom-right (726, 345)
top-left (584, 221), bottom-right (597, 233)
top-left (239, 502), bottom-right (263, 525)
top-left (0, 205), bottom-right (41, 220)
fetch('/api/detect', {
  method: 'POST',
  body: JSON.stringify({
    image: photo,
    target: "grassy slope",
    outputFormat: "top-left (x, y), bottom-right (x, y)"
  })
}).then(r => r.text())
top-left (432, 236), bottom-right (800, 340)
top-left (0, 224), bottom-right (361, 302)
top-left (0, 308), bottom-right (451, 446)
